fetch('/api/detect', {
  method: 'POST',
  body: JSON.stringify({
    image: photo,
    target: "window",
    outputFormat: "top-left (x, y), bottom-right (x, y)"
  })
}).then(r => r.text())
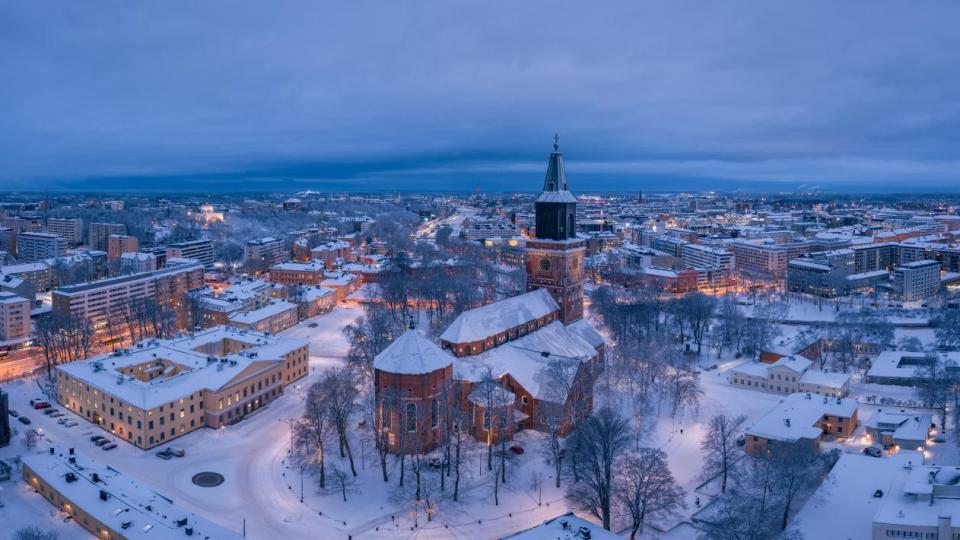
top-left (483, 410), bottom-right (491, 429)
top-left (431, 399), bottom-right (439, 428)
top-left (405, 403), bottom-right (417, 432)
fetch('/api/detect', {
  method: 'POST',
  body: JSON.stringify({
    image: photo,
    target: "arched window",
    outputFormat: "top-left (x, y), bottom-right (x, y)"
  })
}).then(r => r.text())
top-left (431, 399), bottom-right (439, 428)
top-left (405, 403), bottom-right (417, 432)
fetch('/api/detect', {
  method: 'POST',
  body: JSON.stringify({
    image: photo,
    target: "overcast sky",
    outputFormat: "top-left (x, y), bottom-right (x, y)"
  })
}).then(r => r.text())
top-left (2, 1), bottom-right (959, 192)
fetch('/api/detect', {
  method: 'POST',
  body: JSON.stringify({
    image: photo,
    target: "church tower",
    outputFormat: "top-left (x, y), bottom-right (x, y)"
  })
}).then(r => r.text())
top-left (526, 136), bottom-right (585, 324)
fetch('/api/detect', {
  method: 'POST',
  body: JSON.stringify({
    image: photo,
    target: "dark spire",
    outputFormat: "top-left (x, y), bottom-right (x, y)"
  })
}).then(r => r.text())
top-left (542, 135), bottom-right (568, 193)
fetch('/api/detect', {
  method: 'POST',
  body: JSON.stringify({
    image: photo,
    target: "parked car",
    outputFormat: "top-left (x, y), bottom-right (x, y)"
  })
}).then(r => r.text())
top-left (863, 446), bottom-right (883, 457)
top-left (308, 323), bottom-right (319, 328)
top-left (90, 435), bottom-right (106, 444)
top-left (31, 401), bottom-right (51, 410)
top-left (49, 411), bottom-right (64, 418)
top-left (18, 416), bottom-right (31, 425)
top-left (94, 439), bottom-right (110, 447)
top-left (57, 418), bottom-right (69, 425)
top-left (102, 443), bottom-right (117, 451)
top-left (156, 450), bottom-right (173, 460)
top-left (64, 421), bottom-right (78, 428)
top-left (167, 447), bottom-right (186, 457)
top-left (42, 408), bottom-right (58, 415)
top-left (8, 409), bottom-right (19, 418)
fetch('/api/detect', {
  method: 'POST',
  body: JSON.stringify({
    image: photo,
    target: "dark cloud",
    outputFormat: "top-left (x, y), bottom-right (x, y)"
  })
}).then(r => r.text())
top-left (1, 1), bottom-right (959, 192)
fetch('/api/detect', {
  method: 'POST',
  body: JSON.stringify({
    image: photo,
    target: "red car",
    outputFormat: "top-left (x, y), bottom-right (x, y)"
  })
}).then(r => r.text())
top-left (31, 401), bottom-right (51, 410)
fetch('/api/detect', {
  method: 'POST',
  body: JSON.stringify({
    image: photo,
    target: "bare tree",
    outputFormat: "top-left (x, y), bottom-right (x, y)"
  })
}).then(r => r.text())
top-left (937, 309), bottom-right (960, 350)
top-left (22, 429), bottom-right (40, 452)
top-left (565, 407), bottom-right (631, 530)
top-left (700, 414), bottom-right (746, 494)
top-left (615, 448), bottom-right (686, 540)
top-left (296, 383), bottom-right (332, 489)
top-left (317, 368), bottom-right (360, 475)
top-left (666, 358), bottom-right (703, 420)
top-left (325, 464), bottom-right (358, 502)
top-left (343, 304), bottom-right (404, 376)
top-left (12, 527), bottom-right (59, 540)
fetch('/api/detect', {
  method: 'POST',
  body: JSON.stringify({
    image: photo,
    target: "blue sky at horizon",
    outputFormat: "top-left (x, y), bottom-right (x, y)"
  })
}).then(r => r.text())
top-left (2, 2), bottom-right (959, 193)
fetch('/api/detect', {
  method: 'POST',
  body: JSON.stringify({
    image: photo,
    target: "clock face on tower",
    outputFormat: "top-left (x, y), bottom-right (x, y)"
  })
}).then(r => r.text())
top-left (539, 258), bottom-right (551, 272)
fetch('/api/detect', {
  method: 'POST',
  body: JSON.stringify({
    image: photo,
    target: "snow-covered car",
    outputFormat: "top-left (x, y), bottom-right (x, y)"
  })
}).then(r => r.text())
top-left (64, 421), bottom-right (78, 428)
top-left (8, 409), bottom-right (19, 418)
top-left (102, 443), bottom-right (118, 451)
top-left (863, 446), bottom-right (883, 457)
top-left (18, 416), bottom-right (31, 425)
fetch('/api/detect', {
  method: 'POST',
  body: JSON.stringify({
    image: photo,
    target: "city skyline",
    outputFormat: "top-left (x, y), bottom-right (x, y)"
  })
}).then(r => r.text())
top-left (3, 1), bottom-right (960, 193)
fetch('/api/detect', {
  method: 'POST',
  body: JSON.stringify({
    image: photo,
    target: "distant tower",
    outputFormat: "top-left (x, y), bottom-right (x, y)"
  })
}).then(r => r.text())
top-left (526, 135), bottom-right (585, 324)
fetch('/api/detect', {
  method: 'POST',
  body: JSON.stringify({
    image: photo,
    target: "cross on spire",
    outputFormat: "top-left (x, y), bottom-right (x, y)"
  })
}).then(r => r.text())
top-left (553, 133), bottom-right (560, 152)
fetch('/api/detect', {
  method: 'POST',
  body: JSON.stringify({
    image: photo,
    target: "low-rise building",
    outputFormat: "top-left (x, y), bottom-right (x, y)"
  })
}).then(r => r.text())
top-left (227, 300), bottom-right (298, 333)
top-left (865, 411), bottom-right (932, 451)
top-left (22, 449), bottom-right (243, 539)
top-left (120, 251), bottom-right (158, 274)
top-left (865, 351), bottom-right (960, 386)
top-left (56, 326), bottom-right (308, 448)
top-left (729, 356), bottom-right (851, 397)
top-left (745, 392), bottom-right (858, 455)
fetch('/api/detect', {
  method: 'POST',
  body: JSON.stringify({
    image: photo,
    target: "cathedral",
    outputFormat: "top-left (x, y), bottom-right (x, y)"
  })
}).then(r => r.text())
top-left (373, 139), bottom-right (605, 454)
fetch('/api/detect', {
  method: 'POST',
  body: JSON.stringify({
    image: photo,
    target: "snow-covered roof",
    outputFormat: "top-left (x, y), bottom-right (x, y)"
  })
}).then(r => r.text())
top-left (467, 381), bottom-right (516, 407)
top-left (866, 411), bottom-right (931, 444)
top-left (440, 288), bottom-right (559, 344)
top-left (23, 450), bottom-right (243, 540)
top-left (791, 451), bottom-right (922, 540)
top-left (503, 512), bottom-right (619, 540)
top-left (746, 392), bottom-right (857, 443)
top-left (771, 355), bottom-right (813, 374)
top-left (227, 301), bottom-right (297, 324)
top-left (798, 369), bottom-right (850, 389)
top-left (374, 329), bottom-right (452, 375)
top-left (58, 326), bottom-right (306, 409)
top-left (866, 351), bottom-right (960, 381)
top-left (454, 320), bottom-right (597, 401)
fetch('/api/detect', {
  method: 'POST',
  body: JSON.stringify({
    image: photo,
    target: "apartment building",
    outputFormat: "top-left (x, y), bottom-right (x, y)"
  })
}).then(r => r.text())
top-left (166, 239), bottom-right (215, 269)
top-left (244, 237), bottom-right (285, 275)
top-left (0, 292), bottom-right (31, 344)
top-left (17, 231), bottom-right (65, 262)
top-left (268, 259), bottom-right (326, 286)
top-left (119, 251), bottom-right (158, 274)
top-left (52, 259), bottom-right (204, 336)
top-left (55, 326), bottom-right (308, 449)
top-left (106, 234), bottom-right (138, 261)
top-left (892, 259), bottom-right (940, 301)
top-left (681, 243), bottom-right (734, 276)
top-left (728, 356), bottom-right (851, 398)
top-left (732, 239), bottom-right (816, 281)
top-left (1, 261), bottom-right (52, 291)
top-left (88, 222), bottom-right (126, 251)
top-left (23, 449), bottom-right (244, 539)
top-left (0, 226), bottom-right (16, 257)
top-left (45, 217), bottom-right (83, 246)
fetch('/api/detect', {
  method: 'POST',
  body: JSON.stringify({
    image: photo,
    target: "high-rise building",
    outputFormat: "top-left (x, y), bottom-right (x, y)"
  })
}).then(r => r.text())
top-left (46, 217), bottom-right (83, 246)
top-left (892, 260), bottom-right (940, 301)
top-left (244, 237), bottom-right (286, 275)
top-left (52, 259), bottom-right (203, 339)
top-left (165, 239), bottom-right (214, 269)
top-left (0, 389), bottom-right (10, 447)
top-left (525, 137), bottom-right (585, 324)
top-left (0, 291), bottom-right (30, 343)
top-left (88, 222), bottom-right (126, 251)
top-left (16, 231), bottom-right (65, 262)
top-left (107, 234), bottom-right (138, 261)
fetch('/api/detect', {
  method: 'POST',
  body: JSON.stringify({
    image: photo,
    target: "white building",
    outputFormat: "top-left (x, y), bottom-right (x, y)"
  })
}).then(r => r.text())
top-left (120, 251), bottom-right (158, 274)
top-left (45, 217), bottom-right (83, 246)
top-left (227, 300), bottom-right (298, 333)
top-left (728, 356), bottom-right (851, 397)
top-left (681, 243), bottom-right (734, 276)
top-left (892, 259), bottom-right (940, 301)
top-left (17, 231), bottom-right (65, 262)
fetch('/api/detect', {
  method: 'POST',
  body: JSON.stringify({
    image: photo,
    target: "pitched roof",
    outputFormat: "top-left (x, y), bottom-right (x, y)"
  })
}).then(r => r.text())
top-left (374, 329), bottom-right (452, 375)
top-left (440, 288), bottom-right (559, 344)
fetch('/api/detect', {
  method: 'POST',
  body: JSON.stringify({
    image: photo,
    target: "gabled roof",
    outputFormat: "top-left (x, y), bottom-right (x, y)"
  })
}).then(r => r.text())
top-left (440, 288), bottom-right (559, 344)
top-left (374, 329), bottom-right (452, 375)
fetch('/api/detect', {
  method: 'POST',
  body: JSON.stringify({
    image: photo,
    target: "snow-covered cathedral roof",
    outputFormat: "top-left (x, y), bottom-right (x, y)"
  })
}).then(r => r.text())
top-left (439, 288), bottom-right (559, 344)
top-left (374, 328), bottom-right (453, 375)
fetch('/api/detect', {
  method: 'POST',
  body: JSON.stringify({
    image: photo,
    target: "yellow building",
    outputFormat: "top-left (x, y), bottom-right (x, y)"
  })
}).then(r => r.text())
top-left (56, 326), bottom-right (308, 449)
